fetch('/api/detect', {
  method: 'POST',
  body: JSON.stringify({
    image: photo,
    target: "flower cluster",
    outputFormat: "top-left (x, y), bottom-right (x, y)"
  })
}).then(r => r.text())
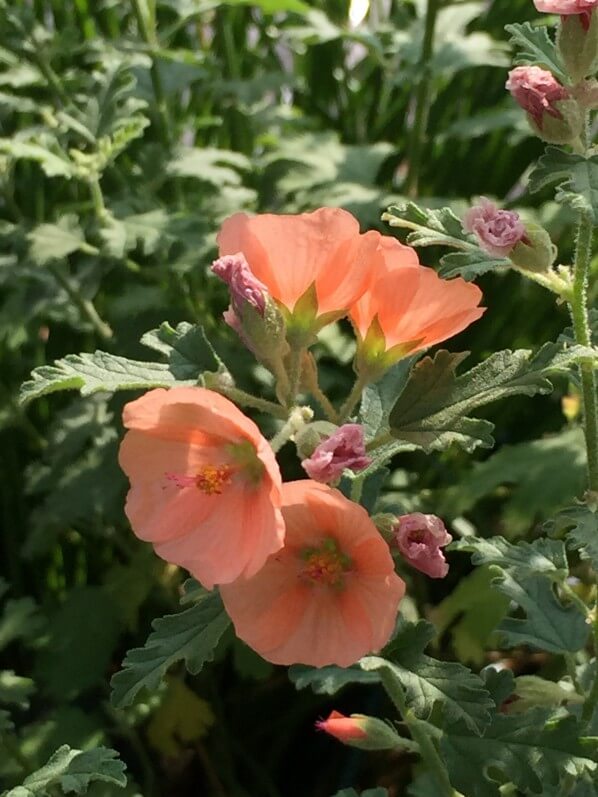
top-left (119, 208), bottom-right (482, 668)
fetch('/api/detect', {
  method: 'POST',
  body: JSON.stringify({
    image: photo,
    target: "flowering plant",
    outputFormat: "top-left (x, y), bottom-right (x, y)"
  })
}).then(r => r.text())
top-left (4, 0), bottom-right (598, 794)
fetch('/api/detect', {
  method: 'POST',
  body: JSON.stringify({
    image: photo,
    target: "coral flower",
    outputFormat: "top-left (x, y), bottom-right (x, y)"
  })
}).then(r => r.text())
top-left (350, 236), bottom-right (484, 374)
top-left (118, 387), bottom-right (285, 589)
top-left (217, 208), bottom-right (380, 338)
top-left (220, 481), bottom-right (405, 667)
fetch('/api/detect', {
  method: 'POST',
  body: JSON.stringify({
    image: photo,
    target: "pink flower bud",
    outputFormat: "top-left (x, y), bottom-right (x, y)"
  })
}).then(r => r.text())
top-left (211, 252), bottom-right (267, 316)
top-left (316, 711), bottom-right (368, 742)
top-left (505, 66), bottom-right (569, 129)
top-left (316, 711), bottom-right (403, 750)
top-left (394, 513), bottom-right (452, 579)
top-left (534, 0), bottom-right (597, 15)
top-left (301, 424), bottom-right (372, 483)
top-left (463, 198), bottom-right (526, 258)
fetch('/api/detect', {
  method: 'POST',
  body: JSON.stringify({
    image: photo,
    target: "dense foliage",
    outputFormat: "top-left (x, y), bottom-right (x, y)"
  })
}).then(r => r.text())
top-left (1, 0), bottom-right (597, 795)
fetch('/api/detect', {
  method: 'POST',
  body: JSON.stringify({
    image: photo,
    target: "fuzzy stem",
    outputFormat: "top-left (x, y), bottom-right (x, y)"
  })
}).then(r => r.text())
top-left (570, 212), bottom-right (598, 492)
top-left (49, 265), bottom-right (113, 340)
top-left (212, 385), bottom-right (288, 419)
top-left (338, 374), bottom-right (368, 424)
top-left (378, 669), bottom-right (458, 797)
top-left (269, 406), bottom-right (314, 453)
top-left (405, 0), bottom-right (440, 197)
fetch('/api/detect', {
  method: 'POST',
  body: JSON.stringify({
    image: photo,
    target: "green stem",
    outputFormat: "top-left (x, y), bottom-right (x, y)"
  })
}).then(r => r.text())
top-left (269, 406), bottom-right (314, 453)
top-left (212, 385), bottom-right (288, 419)
top-left (286, 346), bottom-right (304, 407)
top-left (405, 0), bottom-right (440, 197)
top-left (338, 374), bottom-right (368, 423)
top-left (581, 594), bottom-right (598, 724)
top-left (378, 670), bottom-right (457, 797)
top-left (89, 177), bottom-right (106, 219)
top-left (302, 356), bottom-right (339, 423)
top-left (350, 474), bottom-right (365, 503)
top-left (49, 265), bottom-right (113, 340)
top-left (569, 212), bottom-right (598, 493)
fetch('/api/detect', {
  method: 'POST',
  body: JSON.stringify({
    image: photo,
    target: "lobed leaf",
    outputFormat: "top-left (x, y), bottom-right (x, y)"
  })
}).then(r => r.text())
top-left (361, 621), bottom-right (494, 734)
top-left (505, 22), bottom-right (566, 81)
top-left (289, 664), bottom-right (380, 694)
top-left (110, 588), bottom-right (230, 708)
top-left (388, 343), bottom-right (597, 453)
top-left (529, 147), bottom-right (598, 222)
top-left (19, 351), bottom-right (195, 405)
top-left (548, 504), bottom-right (598, 571)
top-left (496, 572), bottom-right (589, 654)
top-left (449, 536), bottom-right (569, 581)
top-left (383, 202), bottom-right (473, 250)
top-left (5, 745), bottom-right (127, 796)
top-left (442, 711), bottom-right (598, 797)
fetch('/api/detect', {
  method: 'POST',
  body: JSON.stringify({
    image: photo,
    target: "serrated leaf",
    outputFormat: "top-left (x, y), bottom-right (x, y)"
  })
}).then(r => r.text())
top-left (529, 147), bottom-right (598, 222)
top-left (505, 22), bottom-right (566, 81)
top-left (439, 249), bottom-right (510, 281)
top-left (383, 202), bottom-right (474, 250)
top-left (0, 671), bottom-right (35, 707)
top-left (289, 664), bottom-right (380, 694)
top-left (5, 744), bottom-right (127, 796)
top-left (442, 711), bottom-right (598, 797)
top-left (140, 321), bottom-right (227, 380)
top-left (361, 621), bottom-right (494, 734)
top-left (0, 137), bottom-right (74, 178)
top-left (110, 588), bottom-right (230, 708)
top-left (552, 505), bottom-right (598, 570)
top-left (449, 536), bottom-right (569, 581)
top-left (28, 215), bottom-right (88, 265)
top-left (388, 343), bottom-right (595, 452)
top-left (19, 351), bottom-right (196, 405)
top-left (496, 571), bottom-right (589, 653)
top-left (359, 355), bottom-right (418, 438)
top-left (0, 597), bottom-right (42, 650)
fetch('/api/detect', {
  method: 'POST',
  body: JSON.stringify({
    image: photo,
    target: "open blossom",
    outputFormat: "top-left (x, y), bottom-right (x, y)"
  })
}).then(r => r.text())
top-left (211, 252), bottom-right (268, 316)
top-left (220, 481), bottom-right (405, 667)
top-left (463, 198), bottom-right (526, 257)
top-left (505, 66), bottom-right (569, 128)
top-left (350, 236), bottom-right (484, 372)
top-left (217, 208), bottom-right (380, 330)
top-left (302, 424), bottom-right (371, 483)
top-left (118, 387), bottom-right (285, 589)
top-left (394, 513), bottom-right (452, 579)
top-left (534, 0), bottom-right (597, 13)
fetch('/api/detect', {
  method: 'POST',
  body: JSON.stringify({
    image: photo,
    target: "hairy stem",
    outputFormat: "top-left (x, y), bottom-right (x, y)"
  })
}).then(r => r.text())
top-left (379, 670), bottom-right (458, 797)
top-left (338, 374), bottom-right (368, 423)
top-left (49, 265), bottom-right (113, 340)
top-left (570, 212), bottom-right (598, 492)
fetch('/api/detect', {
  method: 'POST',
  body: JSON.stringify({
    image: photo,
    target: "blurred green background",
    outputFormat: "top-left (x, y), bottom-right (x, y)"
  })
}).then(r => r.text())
top-left (0, 1), bottom-right (591, 794)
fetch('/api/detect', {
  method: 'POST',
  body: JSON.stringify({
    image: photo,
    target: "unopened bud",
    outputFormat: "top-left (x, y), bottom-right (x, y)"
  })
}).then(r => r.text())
top-left (509, 223), bottom-right (557, 274)
top-left (393, 513), bottom-right (452, 579)
top-left (506, 66), bottom-right (583, 145)
top-left (463, 198), bottom-right (525, 257)
top-left (302, 424), bottom-right (372, 484)
top-left (558, 9), bottom-right (598, 83)
top-left (315, 711), bottom-right (404, 751)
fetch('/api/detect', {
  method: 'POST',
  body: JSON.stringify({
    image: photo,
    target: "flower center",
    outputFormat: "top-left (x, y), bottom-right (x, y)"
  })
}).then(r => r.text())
top-left (300, 538), bottom-right (352, 589)
top-left (166, 465), bottom-right (233, 495)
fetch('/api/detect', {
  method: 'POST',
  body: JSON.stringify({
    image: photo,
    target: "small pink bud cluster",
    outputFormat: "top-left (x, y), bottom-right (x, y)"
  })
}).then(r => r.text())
top-left (211, 252), bottom-right (267, 317)
top-left (302, 424), bottom-right (372, 483)
top-left (463, 198), bottom-right (526, 258)
top-left (505, 66), bottom-right (569, 128)
top-left (394, 513), bottom-right (452, 579)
